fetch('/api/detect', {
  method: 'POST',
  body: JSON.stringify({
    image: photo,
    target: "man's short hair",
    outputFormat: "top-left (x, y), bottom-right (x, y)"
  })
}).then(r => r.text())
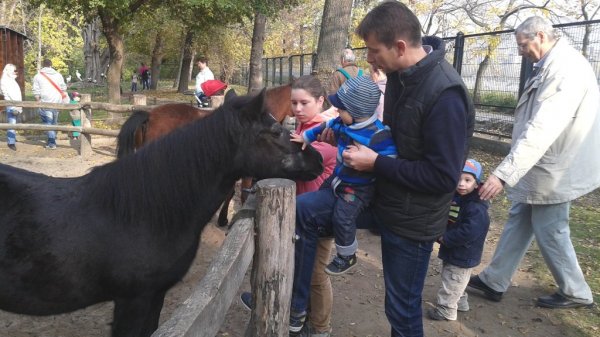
top-left (356, 1), bottom-right (422, 48)
top-left (515, 16), bottom-right (559, 41)
top-left (197, 56), bottom-right (208, 64)
top-left (42, 59), bottom-right (52, 68)
top-left (341, 49), bottom-right (356, 63)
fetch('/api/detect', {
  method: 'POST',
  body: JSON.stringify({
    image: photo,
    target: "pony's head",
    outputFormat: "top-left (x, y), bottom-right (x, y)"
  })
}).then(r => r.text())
top-left (227, 89), bottom-right (323, 181)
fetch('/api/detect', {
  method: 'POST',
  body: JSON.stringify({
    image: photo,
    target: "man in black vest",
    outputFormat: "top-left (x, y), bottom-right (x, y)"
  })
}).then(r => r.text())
top-left (341, 1), bottom-right (475, 336)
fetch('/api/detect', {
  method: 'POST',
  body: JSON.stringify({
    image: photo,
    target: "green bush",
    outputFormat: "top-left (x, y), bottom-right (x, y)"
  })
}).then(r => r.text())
top-left (477, 92), bottom-right (518, 107)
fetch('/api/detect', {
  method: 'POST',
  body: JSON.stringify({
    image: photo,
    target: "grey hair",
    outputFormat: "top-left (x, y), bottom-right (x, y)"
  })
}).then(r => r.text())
top-left (341, 48), bottom-right (356, 63)
top-left (515, 16), bottom-right (559, 41)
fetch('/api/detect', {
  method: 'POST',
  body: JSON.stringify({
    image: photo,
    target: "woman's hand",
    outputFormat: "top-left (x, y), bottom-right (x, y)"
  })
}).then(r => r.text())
top-left (290, 132), bottom-right (307, 150)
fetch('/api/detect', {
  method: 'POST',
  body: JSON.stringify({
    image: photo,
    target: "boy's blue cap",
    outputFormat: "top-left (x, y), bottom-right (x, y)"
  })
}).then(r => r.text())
top-left (327, 76), bottom-right (381, 119)
top-left (463, 159), bottom-right (483, 183)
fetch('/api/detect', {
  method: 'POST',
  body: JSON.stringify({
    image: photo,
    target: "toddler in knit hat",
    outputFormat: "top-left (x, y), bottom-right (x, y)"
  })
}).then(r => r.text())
top-left (291, 75), bottom-right (397, 275)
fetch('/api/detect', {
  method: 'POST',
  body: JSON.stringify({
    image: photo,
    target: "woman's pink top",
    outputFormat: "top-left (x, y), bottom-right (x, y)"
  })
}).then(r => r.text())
top-left (295, 114), bottom-right (337, 195)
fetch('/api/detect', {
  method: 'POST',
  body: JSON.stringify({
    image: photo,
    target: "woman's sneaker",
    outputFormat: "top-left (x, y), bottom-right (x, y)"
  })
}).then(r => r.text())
top-left (325, 254), bottom-right (357, 275)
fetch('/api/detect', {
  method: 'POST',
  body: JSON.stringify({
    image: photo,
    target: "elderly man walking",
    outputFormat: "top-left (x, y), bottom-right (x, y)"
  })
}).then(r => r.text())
top-left (468, 16), bottom-right (600, 309)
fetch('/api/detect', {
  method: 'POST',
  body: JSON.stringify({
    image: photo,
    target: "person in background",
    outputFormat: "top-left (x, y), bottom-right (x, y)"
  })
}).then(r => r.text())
top-left (338, 2), bottom-right (474, 336)
top-left (1, 63), bottom-right (23, 151)
top-left (195, 57), bottom-right (215, 107)
top-left (328, 48), bottom-right (363, 95)
top-left (468, 15), bottom-right (600, 310)
top-left (32, 59), bottom-right (68, 150)
top-left (428, 159), bottom-right (490, 321)
top-left (139, 63), bottom-right (150, 90)
top-left (131, 71), bottom-right (138, 92)
top-left (370, 64), bottom-right (386, 121)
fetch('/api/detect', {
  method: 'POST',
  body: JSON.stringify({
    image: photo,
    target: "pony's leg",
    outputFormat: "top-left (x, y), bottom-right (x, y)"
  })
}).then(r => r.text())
top-left (217, 187), bottom-right (235, 227)
top-left (112, 290), bottom-right (167, 337)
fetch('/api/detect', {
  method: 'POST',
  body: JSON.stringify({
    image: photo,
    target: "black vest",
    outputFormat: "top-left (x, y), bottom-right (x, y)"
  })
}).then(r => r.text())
top-left (374, 39), bottom-right (475, 241)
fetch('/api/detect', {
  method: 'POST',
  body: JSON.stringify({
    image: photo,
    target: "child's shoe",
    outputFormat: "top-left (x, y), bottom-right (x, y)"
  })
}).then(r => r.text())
top-left (325, 253), bottom-right (357, 275)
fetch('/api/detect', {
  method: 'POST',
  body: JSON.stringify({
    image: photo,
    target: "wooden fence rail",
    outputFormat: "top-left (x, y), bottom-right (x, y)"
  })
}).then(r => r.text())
top-left (0, 95), bottom-right (210, 156)
top-left (152, 179), bottom-right (296, 337)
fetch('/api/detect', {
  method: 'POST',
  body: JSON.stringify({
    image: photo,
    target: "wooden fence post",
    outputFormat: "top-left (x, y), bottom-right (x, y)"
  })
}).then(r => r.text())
top-left (210, 95), bottom-right (224, 108)
top-left (245, 179), bottom-right (296, 337)
top-left (79, 93), bottom-right (93, 157)
top-left (132, 94), bottom-right (147, 106)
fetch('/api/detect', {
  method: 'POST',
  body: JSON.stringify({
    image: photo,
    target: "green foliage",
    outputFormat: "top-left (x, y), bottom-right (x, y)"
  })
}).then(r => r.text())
top-left (23, 7), bottom-right (84, 79)
top-left (478, 91), bottom-right (518, 107)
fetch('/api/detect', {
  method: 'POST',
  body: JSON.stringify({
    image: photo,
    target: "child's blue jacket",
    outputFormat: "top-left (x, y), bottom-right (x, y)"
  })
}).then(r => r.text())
top-left (438, 188), bottom-right (490, 268)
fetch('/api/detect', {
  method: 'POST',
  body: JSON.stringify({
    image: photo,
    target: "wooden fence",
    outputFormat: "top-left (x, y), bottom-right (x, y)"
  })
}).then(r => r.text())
top-left (0, 94), bottom-right (220, 156)
top-left (152, 179), bottom-right (296, 337)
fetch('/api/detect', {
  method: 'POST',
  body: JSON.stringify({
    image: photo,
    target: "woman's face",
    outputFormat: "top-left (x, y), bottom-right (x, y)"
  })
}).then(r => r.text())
top-left (291, 88), bottom-right (324, 124)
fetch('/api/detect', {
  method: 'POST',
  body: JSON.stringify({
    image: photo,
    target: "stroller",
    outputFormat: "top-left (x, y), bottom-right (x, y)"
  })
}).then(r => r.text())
top-left (196, 79), bottom-right (228, 108)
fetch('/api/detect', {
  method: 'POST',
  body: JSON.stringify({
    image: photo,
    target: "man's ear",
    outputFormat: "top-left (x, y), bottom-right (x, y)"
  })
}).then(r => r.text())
top-left (395, 39), bottom-right (407, 56)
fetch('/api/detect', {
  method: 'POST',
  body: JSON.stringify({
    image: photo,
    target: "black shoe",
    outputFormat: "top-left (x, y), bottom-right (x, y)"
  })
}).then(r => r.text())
top-left (325, 254), bottom-right (357, 276)
top-left (467, 275), bottom-right (503, 302)
top-left (240, 291), bottom-right (253, 311)
top-left (7, 144), bottom-right (16, 151)
top-left (536, 293), bottom-right (594, 309)
top-left (426, 308), bottom-right (450, 321)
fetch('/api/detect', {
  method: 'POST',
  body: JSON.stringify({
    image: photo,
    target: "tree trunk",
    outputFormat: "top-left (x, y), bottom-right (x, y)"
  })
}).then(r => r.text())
top-left (172, 32), bottom-right (185, 89)
top-left (98, 11), bottom-right (124, 114)
top-left (248, 11), bottom-right (267, 93)
top-left (177, 29), bottom-right (194, 93)
top-left (472, 54), bottom-right (490, 104)
top-left (312, 0), bottom-right (353, 90)
top-left (150, 30), bottom-right (165, 90)
top-left (82, 18), bottom-right (102, 83)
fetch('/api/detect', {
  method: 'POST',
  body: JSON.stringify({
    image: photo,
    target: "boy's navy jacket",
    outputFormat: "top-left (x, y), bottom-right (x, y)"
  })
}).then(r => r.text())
top-left (438, 188), bottom-right (490, 268)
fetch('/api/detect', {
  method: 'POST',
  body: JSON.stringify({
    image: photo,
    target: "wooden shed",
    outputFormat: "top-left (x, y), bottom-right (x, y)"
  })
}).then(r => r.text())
top-left (0, 26), bottom-right (27, 99)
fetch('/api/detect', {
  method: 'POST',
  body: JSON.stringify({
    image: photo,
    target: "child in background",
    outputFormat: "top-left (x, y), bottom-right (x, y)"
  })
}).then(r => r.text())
top-left (428, 159), bottom-right (491, 321)
top-left (291, 76), bottom-right (397, 276)
top-left (131, 71), bottom-right (138, 92)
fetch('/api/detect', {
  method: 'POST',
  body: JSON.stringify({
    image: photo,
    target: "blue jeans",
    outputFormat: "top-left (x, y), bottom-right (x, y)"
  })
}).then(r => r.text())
top-left (379, 223), bottom-right (433, 337)
top-left (6, 107), bottom-right (18, 145)
top-left (39, 108), bottom-right (59, 145)
top-left (291, 193), bottom-right (433, 337)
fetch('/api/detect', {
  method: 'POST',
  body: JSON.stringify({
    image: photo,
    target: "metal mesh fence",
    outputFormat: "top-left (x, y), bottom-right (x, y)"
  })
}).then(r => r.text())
top-left (240, 20), bottom-right (600, 137)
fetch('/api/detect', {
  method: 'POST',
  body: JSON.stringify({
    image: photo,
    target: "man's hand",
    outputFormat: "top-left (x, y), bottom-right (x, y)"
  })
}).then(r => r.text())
top-left (479, 174), bottom-right (504, 200)
top-left (316, 128), bottom-right (336, 146)
top-left (342, 144), bottom-right (377, 172)
top-left (290, 132), bottom-right (307, 150)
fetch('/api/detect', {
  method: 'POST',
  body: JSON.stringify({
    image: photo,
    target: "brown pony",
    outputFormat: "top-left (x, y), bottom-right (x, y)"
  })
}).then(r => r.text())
top-left (116, 85), bottom-right (293, 227)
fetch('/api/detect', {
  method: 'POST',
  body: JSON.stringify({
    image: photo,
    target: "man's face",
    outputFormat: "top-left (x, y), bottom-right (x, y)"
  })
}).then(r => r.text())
top-left (515, 32), bottom-right (543, 62)
top-left (363, 34), bottom-right (401, 74)
top-left (197, 61), bottom-right (206, 70)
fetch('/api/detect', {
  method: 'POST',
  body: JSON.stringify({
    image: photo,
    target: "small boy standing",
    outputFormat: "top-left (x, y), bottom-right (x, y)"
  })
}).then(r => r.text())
top-left (291, 75), bottom-right (397, 276)
top-left (428, 159), bottom-right (490, 321)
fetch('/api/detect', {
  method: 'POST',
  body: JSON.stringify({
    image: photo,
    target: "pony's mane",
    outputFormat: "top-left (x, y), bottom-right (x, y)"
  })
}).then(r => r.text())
top-left (84, 94), bottom-right (259, 232)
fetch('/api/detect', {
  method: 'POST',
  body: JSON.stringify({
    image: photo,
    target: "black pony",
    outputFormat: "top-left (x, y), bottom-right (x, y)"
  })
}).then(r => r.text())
top-left (0, 90), bottom-right (323, 337)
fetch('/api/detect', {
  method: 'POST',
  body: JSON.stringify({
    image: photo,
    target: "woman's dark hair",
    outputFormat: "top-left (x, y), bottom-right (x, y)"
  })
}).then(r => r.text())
top-left (356, 0), bottom-right (422, 48)
top-left (291, 75), bottom-right (325, 100)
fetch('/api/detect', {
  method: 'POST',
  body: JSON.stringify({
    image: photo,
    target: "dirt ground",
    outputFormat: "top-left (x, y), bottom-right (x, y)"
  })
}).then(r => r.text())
top-left (0, 138), bottom-right (593, 337)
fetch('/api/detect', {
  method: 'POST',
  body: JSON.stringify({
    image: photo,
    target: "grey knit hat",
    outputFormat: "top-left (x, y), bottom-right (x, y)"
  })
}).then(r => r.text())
top-left (328, 76), bottom-right (381, 119)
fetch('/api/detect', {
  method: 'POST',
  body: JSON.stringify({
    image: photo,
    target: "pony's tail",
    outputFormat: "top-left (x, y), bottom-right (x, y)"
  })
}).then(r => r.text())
top-left (116, 110), bottom-right (149, 158)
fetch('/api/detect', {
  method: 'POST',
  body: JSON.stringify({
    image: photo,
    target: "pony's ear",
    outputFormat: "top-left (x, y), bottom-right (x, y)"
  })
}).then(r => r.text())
top-left (242, 88), bottom-right (267, 120)
top-left (225, 89), bottom-right (237, 101)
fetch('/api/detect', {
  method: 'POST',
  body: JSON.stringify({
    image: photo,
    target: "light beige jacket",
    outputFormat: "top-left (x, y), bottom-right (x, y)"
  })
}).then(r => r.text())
top-left (494, 39), bottom-right (600, 204)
